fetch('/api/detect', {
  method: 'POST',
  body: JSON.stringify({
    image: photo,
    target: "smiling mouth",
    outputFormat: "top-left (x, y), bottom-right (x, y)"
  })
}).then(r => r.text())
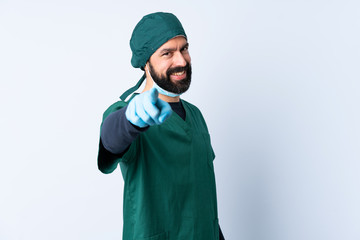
top-left (171, 71), bottom-right (185, 76)
top-left (170, 71), bottom-right (186, 81)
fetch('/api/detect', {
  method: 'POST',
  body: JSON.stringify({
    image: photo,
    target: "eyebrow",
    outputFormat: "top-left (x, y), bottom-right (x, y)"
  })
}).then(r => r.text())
top-left (160, 43), bottom-right (189, 54)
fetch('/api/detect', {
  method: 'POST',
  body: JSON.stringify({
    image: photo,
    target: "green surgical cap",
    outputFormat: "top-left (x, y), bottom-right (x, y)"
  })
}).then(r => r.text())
top-left (130, 12), bottom-right (187, 69)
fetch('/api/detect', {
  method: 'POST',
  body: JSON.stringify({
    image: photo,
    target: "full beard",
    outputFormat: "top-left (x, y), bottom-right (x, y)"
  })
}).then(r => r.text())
top-left (149, 62), bottom-right (192, 94)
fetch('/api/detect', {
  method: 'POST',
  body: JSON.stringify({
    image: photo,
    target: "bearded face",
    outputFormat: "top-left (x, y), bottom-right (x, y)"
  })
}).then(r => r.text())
top-left (149, 61), bottom-right (192, 95)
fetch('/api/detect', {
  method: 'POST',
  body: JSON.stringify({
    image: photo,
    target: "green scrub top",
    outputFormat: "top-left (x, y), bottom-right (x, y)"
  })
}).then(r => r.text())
top-left (98, 98), bottom-right (219, 240)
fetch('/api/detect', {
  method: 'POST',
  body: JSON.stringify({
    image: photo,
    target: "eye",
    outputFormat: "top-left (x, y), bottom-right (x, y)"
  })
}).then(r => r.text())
top-left (181, 46), bottom-right (188, 52)
top-left (162, 52), bottom-right (171, 57)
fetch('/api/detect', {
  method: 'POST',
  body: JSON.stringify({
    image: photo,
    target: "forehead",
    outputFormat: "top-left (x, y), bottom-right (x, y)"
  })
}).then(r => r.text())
top-left (156, 36), bottom-right (188, 52)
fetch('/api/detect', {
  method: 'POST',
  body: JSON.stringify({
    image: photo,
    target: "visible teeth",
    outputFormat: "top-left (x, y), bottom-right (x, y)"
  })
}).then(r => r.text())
top-left (172, 71), bottom-right (185, 76)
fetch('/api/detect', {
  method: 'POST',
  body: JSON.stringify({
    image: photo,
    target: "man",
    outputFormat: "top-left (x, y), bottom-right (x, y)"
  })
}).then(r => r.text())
top-left (98, 12), bottom-right (225, 240)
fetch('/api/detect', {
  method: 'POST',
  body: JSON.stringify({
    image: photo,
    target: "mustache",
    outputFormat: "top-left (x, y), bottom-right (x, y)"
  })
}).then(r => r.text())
top-left (166, 64), bottom-right (190, 76)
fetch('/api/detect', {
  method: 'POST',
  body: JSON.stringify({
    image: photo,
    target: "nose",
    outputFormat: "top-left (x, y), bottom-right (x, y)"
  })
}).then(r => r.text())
top-left (172, 51), bottom-right (187, 67)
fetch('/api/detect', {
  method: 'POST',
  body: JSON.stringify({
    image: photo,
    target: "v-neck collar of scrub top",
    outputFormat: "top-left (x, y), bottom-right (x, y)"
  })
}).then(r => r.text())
top-left (159, 98), bottom-right (192, 136)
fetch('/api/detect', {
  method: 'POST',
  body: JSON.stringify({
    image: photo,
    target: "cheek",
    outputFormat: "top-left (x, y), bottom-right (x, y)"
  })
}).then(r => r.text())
top-left (185, 54), bottom-right (191, 64)
top-left (160, 66), bottom-right (169, 76)
top-left (159, 63), bottom-right (172, 75)
top-left (152, 61), bottom-right (169, 76)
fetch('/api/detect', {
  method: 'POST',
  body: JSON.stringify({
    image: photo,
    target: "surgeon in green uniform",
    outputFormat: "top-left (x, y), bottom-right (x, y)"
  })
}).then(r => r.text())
top-left (98, 12), bottom-right (224, 240)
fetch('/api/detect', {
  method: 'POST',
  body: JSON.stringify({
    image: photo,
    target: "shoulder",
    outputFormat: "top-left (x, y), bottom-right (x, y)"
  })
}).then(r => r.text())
top-left (181, 99), bottom-right (209, 130)
top-left (181, 99), bottom-right (206, 120)
top-left (181, 99), bottom-right (202, 114)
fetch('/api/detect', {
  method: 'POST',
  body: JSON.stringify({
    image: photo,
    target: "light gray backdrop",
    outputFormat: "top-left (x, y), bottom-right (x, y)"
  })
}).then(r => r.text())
top-left (1, 0), bottom-right (359, 239)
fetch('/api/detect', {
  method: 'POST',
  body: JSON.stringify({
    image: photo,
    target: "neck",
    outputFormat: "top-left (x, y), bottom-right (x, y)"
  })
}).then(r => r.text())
top-left (160, 94), bottom-right (180, 103)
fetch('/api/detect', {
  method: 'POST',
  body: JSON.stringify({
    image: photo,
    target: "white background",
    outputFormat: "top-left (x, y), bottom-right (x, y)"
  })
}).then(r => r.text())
top-left (1, 0), bottom-right (359, 239)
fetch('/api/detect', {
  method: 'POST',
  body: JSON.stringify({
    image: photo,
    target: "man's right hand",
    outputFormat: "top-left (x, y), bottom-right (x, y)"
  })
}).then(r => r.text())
top-left (125, 88), bottom-right (172, 128)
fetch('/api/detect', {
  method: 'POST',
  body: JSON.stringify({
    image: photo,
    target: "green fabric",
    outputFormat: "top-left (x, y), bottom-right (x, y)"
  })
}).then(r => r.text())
top-left (130, 12), bottom-right (187, 69)
top-left (120, 73), bottom-right (145, 101)
top-left (99, 100), bottom-right (219, 240)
